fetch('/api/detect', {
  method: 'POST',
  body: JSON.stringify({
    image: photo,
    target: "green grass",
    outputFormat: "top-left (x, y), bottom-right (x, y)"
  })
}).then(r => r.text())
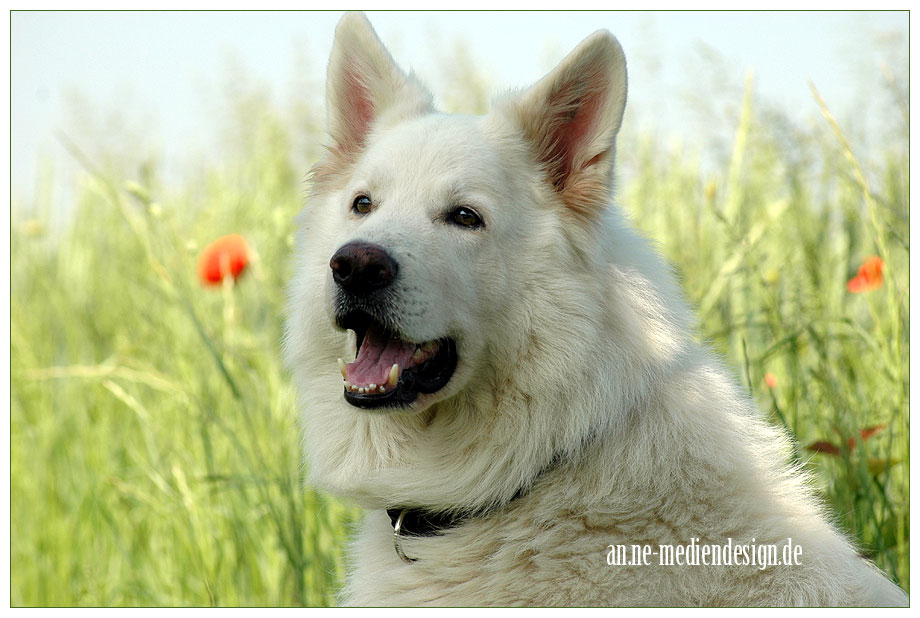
top-left (11, 69), bottom-right (908, 605)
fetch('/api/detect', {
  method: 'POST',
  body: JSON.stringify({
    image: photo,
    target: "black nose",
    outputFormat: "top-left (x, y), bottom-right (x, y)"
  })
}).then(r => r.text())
top-left (330, 241), bottom-right (399, 294)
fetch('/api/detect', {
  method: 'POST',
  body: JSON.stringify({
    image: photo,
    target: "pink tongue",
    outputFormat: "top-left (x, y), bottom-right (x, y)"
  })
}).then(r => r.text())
top-left (346, 328), bottom-right (416, 387)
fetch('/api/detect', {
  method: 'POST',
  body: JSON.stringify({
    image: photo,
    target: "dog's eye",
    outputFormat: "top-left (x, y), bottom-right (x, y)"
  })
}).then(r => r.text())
top-left (448, 207), bottom-right (484, 229)
top-left (352, 195), bottom-right (372, 215)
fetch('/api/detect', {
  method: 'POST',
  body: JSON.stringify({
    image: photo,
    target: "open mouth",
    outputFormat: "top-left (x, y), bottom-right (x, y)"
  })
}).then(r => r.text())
top-left (336, 311), bottom-right (458, 409)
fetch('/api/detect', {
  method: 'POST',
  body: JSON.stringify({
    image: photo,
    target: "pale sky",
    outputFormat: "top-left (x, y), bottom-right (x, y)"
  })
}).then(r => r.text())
top-left (10, 10), bottom-right (909, 208)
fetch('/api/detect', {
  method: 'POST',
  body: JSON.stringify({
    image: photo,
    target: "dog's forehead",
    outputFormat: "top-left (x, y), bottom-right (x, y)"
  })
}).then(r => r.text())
top-left (357, 115), bottom-right (507, 192)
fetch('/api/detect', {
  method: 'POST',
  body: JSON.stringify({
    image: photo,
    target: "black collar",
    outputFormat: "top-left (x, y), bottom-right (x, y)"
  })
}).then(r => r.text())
top-left (386, 507), bottom-right (467, 537)
top-left (385, 452), bottom-right (568, 538)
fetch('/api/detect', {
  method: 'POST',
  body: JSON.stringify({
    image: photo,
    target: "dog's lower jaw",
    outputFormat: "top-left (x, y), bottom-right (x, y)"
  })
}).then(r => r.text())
top-left (335, 310), bottom-right (461, 410)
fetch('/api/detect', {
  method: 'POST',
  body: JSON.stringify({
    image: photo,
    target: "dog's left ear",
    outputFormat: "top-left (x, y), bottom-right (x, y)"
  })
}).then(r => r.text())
top-left (501, 31), bottom-right (627, 219)
top-left (325, 12), bottom-right (433, 159)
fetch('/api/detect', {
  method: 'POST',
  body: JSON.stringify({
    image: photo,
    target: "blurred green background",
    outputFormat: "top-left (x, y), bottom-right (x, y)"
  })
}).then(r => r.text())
top-left (10, 12), bottom-right (908, 606)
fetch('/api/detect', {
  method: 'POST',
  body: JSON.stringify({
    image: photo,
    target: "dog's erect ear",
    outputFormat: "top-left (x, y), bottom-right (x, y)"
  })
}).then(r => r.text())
top-left (325, 12), bottom-right (433, 158)
top-left (501, 31), bottom-right (627, 218)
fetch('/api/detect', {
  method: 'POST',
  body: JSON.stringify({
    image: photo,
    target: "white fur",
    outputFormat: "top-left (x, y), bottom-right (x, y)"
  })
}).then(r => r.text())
top-left (283, 13), bottom-right (908, 607)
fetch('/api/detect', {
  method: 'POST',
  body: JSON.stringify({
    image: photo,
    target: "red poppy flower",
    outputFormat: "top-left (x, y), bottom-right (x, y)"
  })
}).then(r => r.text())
top-left (807, 441), bottom-right (841, 456)
top-left (198, 234), bottom-right (250, 286)
top-left (806, 424), bottom-right (887, 458)
top-left (847, 256), bottom-right (884, 293)
top-left (846, 425), bottom-right (885, 450)
top-left (764, 372), bottom-right (778, 389)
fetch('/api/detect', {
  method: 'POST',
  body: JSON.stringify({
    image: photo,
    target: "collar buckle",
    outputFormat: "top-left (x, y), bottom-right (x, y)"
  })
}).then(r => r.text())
top-left (393, 508), bottom-right (416, 564)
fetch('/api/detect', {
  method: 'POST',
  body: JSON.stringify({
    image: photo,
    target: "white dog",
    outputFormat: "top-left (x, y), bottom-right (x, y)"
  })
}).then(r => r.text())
top-left (284, 12), bottom-right (908, 606)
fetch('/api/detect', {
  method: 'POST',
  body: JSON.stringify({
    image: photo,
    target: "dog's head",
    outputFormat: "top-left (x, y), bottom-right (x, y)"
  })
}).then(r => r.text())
top-left (287, 13), bottom-right (628, 418)
top-left (284, 14), bottom-right (693, 509)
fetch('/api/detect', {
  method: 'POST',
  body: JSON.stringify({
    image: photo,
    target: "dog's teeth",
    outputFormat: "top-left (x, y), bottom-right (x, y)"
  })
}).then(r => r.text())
top-left (411, 348), bottom-right (424, 362)
top-left (378, 385), bottom-right (386, 393)
top-left (369, 383), bottom-right (377, 391)
top-left (338, 358), bottom-right (347, 379)
top-left (422, 341), bottom-right (437, 354)
top-left (388, 364), bottom-right (400, 387)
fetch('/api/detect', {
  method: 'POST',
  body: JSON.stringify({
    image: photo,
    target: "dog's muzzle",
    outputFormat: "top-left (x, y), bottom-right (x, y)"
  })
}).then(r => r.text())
top-left (329, 241), bottom-right (459, 410)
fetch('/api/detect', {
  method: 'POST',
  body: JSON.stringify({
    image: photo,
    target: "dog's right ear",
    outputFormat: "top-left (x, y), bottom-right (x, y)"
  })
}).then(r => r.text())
top-left (498, 30), bottom-right (627, 220)
top-left (325, 12), bottom-right (433, 159)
